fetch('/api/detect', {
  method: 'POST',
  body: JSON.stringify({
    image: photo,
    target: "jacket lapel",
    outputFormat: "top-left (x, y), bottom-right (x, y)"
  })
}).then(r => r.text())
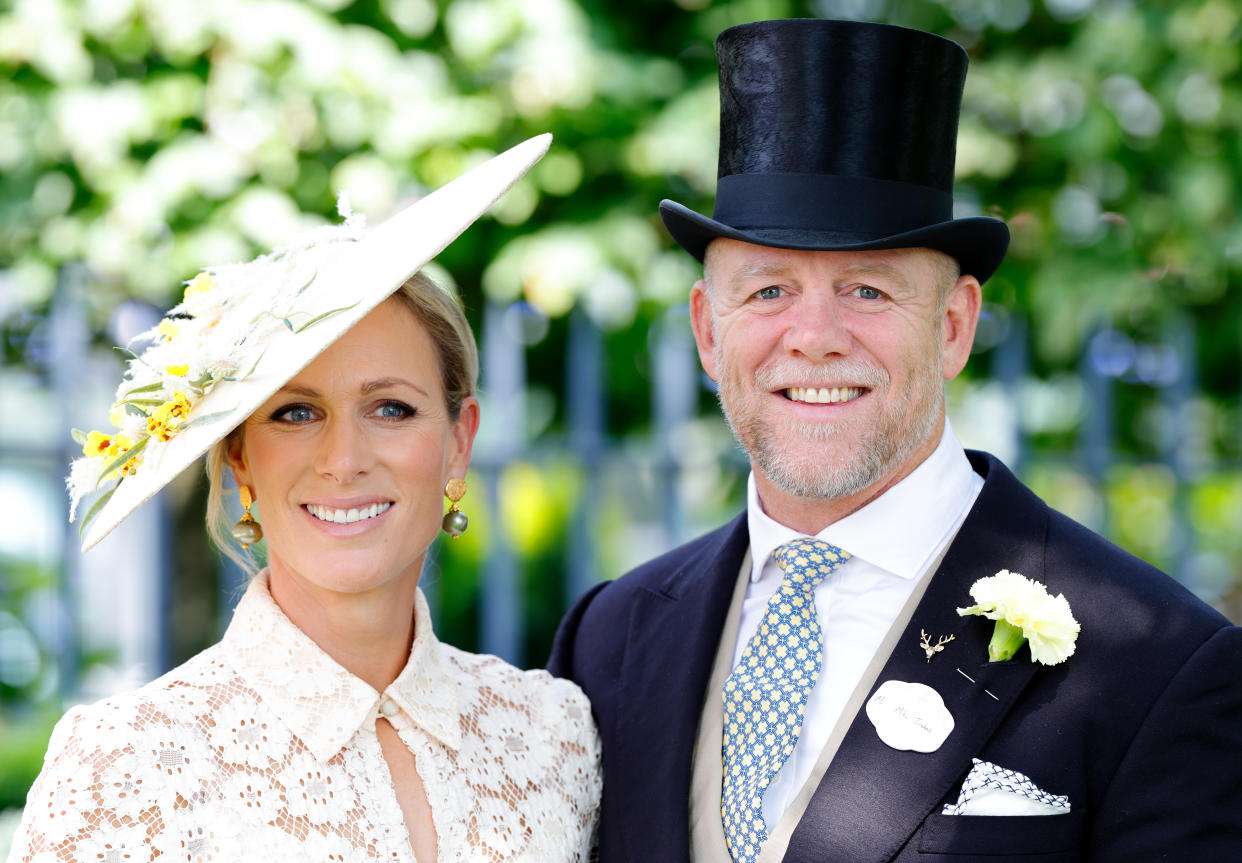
top-left (614, 514), bottom-right (749, 863)
top-left (784, 453), bottom-right (1049, 863)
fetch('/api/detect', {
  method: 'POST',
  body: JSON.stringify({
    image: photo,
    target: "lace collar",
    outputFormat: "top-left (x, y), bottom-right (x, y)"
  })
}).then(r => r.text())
top-left (221, 572), bottom-right (462, 762)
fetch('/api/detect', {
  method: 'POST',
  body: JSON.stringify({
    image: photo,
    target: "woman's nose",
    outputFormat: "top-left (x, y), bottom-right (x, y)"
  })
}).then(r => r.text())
top-left (314, 417), bottom-right (374, 483)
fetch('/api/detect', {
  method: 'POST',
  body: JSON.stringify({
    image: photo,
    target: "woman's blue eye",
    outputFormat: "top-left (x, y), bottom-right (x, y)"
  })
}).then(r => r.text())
top-left (275, 405), bottom-right (315, 423)
top-left (857, 286), bottom-right (883, 300)
top-left (377, 401), bottom-right (414, 419)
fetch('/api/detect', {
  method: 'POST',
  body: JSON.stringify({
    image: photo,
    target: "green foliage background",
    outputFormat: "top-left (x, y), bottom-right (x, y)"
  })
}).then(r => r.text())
top-left (1, 0), bottom-right (1240, 810)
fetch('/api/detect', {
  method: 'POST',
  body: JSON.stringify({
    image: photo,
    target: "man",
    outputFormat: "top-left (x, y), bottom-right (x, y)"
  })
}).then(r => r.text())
top-left (549, 18), bottom-right (1242, 863)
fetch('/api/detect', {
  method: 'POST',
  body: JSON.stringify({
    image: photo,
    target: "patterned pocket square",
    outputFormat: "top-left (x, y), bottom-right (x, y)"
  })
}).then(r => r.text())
top-left (942, 758), bottom-right (1071, 816)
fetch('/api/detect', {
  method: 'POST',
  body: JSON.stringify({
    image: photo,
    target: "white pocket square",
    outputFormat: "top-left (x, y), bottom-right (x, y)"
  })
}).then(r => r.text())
top-left (942, 758), bottom-right (1071, 816)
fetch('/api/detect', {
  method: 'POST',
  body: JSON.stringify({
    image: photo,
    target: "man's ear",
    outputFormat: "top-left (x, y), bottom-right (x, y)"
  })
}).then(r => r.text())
top-left (689, 280), bottom-right (720, 381)
top-left (225, 431), bottom-right (252, 491)
top-left (941, 274), bottom-right (982, 381)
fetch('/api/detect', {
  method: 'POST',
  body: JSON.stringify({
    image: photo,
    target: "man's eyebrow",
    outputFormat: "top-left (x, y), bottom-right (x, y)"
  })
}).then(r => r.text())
top-left (838, 261), bottom-right (909, 285)
top-left (727, 261), bottom-right (791, 285)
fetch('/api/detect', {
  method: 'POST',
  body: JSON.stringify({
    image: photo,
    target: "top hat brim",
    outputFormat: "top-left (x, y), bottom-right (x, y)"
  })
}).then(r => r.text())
top-left (660, 199), bottom-right (1010, 285)
top-left (80, 134), bottom-right (552, 552)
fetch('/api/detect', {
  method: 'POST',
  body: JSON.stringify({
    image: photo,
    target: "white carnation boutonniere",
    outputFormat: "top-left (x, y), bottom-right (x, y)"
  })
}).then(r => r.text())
top-left (957, 570), bottom-right (1080, 665)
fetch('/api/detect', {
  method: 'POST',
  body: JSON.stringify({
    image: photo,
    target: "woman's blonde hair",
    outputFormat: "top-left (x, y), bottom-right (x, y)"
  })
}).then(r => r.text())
top-left (204, 271), bottom-right (479, 573)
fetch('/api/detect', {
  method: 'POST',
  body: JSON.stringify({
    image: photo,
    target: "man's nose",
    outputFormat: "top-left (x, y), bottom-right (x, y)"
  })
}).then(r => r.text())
top-left (782, 291), bottom-right (852, 360)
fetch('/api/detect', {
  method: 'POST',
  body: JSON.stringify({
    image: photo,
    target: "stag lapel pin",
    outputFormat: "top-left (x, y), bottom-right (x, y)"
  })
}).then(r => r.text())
top-left (920, 629), bottom-right (955, 662)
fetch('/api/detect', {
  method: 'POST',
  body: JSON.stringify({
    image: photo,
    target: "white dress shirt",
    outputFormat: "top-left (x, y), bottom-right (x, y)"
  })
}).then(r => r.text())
top-left (735, 422), bottom-right (984, 834)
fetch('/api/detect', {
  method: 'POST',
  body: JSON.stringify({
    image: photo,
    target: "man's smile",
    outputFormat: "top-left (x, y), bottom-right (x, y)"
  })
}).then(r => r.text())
top-left (783, 386), bottom-right (866, 405)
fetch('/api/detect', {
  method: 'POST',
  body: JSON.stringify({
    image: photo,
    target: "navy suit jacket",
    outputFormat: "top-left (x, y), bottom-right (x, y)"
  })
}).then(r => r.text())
top-left (548, 451), bottom-right (1242, 861)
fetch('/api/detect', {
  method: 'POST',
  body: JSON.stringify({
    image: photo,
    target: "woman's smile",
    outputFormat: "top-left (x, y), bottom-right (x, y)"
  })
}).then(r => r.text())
top-left (304, 500), bottom-right (393, 527)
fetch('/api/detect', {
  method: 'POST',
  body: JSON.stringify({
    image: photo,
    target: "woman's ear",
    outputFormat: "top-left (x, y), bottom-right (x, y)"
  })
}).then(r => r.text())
top-left (224, 430), bottom-right (251, 491)
top-left (447, 396), bottom-right (481, 479)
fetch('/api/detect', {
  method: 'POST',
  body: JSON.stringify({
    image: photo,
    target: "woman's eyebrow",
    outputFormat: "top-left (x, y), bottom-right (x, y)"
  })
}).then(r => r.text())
top-left (361, 377), bottom-right (429, 397)
top-left (276, 379), bottom-right (430, 398)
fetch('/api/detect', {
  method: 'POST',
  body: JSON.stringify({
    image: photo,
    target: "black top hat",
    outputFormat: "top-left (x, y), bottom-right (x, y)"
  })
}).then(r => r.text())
top-left (659, 19), bottom-right (1009, 283)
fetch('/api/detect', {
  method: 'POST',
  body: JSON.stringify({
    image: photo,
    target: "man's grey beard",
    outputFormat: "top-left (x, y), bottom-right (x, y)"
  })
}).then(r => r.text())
top-left (715, 355), bottom-right (944, 501)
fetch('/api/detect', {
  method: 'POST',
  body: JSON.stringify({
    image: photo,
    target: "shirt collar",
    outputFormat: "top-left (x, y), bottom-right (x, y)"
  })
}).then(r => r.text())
top-left (221, 573), bottom-right (461, 762)
top-left (746, 420), bottom-right (982, 583)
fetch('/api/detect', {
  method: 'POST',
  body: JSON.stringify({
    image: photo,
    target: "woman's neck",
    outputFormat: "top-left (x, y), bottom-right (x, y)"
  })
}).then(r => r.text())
top-left (265, 560), bottom-right (422, 694)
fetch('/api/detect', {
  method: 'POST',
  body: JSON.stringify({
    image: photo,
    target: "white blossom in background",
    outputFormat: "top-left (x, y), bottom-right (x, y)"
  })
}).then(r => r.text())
top-left (624, 82), bottom-right (719, 192)
top-left (483, 212), bottom-right (661, 328)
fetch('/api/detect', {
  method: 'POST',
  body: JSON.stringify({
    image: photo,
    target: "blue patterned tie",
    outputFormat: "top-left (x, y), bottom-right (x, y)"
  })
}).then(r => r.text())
top-left (721, 537), bottom-right (851, 863)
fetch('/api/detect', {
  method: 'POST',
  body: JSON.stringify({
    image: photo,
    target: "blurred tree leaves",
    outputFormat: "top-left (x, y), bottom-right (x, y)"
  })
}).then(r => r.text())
top-left (2, 0), bottom-right (1238, 396)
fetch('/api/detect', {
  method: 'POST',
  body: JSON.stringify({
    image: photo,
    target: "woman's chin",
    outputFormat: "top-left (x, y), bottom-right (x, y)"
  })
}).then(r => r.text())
top-left (267, 546), bottom-right (423, 597)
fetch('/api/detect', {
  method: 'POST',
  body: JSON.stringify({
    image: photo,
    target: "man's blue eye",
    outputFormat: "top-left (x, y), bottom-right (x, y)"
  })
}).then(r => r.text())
top-left (857, 286), bottom-right (882, 300)
top-left (757, 286), bottom-right (783, 300)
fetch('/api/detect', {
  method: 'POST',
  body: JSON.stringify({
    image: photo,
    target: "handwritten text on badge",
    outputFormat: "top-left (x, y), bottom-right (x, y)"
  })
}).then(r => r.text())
top-left (865, 680), bottom-right (955, 753)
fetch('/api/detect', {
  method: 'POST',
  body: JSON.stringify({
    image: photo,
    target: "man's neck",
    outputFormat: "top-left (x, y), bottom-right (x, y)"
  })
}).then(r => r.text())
top-left (752, 430), bottom-right (943, 535)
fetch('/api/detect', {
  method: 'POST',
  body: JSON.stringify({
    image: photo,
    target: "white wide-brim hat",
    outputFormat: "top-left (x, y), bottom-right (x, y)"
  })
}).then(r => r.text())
top-left (69, 134), bottom-right (552, 551)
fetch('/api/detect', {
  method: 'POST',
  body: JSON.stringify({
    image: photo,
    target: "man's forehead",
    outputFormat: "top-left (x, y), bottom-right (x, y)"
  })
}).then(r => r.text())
top-left (709, 240), bottom-right (932, 282)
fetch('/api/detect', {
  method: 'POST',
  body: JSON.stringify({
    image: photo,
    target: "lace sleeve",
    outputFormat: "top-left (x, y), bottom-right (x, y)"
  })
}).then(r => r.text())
top-left (7, 700), bottom-right (176, 863)
top-left (540, 673), bottom-right (602, 862)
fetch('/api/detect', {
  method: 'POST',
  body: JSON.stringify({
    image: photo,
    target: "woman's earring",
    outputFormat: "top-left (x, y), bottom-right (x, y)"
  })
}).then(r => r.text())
top-left (231, 485), bottom-right (264, 549)
top-left (441, 478), bottom-right (468, 538)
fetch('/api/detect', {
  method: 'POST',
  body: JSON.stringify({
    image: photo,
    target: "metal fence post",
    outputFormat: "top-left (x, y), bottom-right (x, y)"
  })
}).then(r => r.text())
top-left (478, 301), bottom-right (524, 664)
top-left (1161, 313), bottom-right (1196, 590)
top-left (992, 314), bottom-right (1028, 475)
top-left (651, 306), bottom-right (697, 549)
top-left (1081, 327), bottom-right (1119, 535)
top-left (49, 265), bottom-right (88, 699)
top-left (566, 307), bottom-right (604, 601)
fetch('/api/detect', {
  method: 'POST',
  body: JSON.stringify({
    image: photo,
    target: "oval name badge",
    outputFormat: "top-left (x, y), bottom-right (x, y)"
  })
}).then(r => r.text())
top-left (865, 679), bottom-right (955, 753)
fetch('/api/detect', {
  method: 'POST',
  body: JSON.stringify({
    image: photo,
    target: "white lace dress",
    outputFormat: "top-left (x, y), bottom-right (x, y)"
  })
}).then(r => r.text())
top-left (8, 574), bottom-right (601, 862)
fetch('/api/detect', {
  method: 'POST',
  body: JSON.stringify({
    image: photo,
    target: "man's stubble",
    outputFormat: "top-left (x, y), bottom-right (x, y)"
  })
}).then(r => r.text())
top-left (714, 344), bottom-right (945, 502)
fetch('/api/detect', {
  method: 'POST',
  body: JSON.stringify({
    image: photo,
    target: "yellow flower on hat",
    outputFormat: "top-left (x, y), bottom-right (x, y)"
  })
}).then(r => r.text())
top-left (81, 430), bottom-right (140, 483)
top-left (165, 363), bottom-right (189, 376)
top-left (108, 403), bottom-right (128, 427)
top-left (82, 430), bottom-right (133, 459)
top-left (183, 272), bottom-right (215, 300)
top-left (145, 391), bottom-right (193, 441)
top-left (147, 414), bottom-right (176, 442)
top-left (167, 391), bottom-right (192, 419)
top-left (82, 430), bottom-right (112, 458)
top-left (157, 319), bottom-right (181, 341)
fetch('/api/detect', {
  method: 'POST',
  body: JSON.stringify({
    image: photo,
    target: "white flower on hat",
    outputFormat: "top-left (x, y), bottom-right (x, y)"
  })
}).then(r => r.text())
top-left (957, 570), bottom-right (1080, 666)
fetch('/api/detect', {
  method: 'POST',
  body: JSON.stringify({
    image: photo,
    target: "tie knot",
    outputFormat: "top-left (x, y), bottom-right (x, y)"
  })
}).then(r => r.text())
top-left (772, 538), bottom-right (851, 589)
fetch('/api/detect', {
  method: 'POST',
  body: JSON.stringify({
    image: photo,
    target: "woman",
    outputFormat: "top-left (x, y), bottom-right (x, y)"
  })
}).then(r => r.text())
top-left (9, 135), bottom-right (600, 862)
